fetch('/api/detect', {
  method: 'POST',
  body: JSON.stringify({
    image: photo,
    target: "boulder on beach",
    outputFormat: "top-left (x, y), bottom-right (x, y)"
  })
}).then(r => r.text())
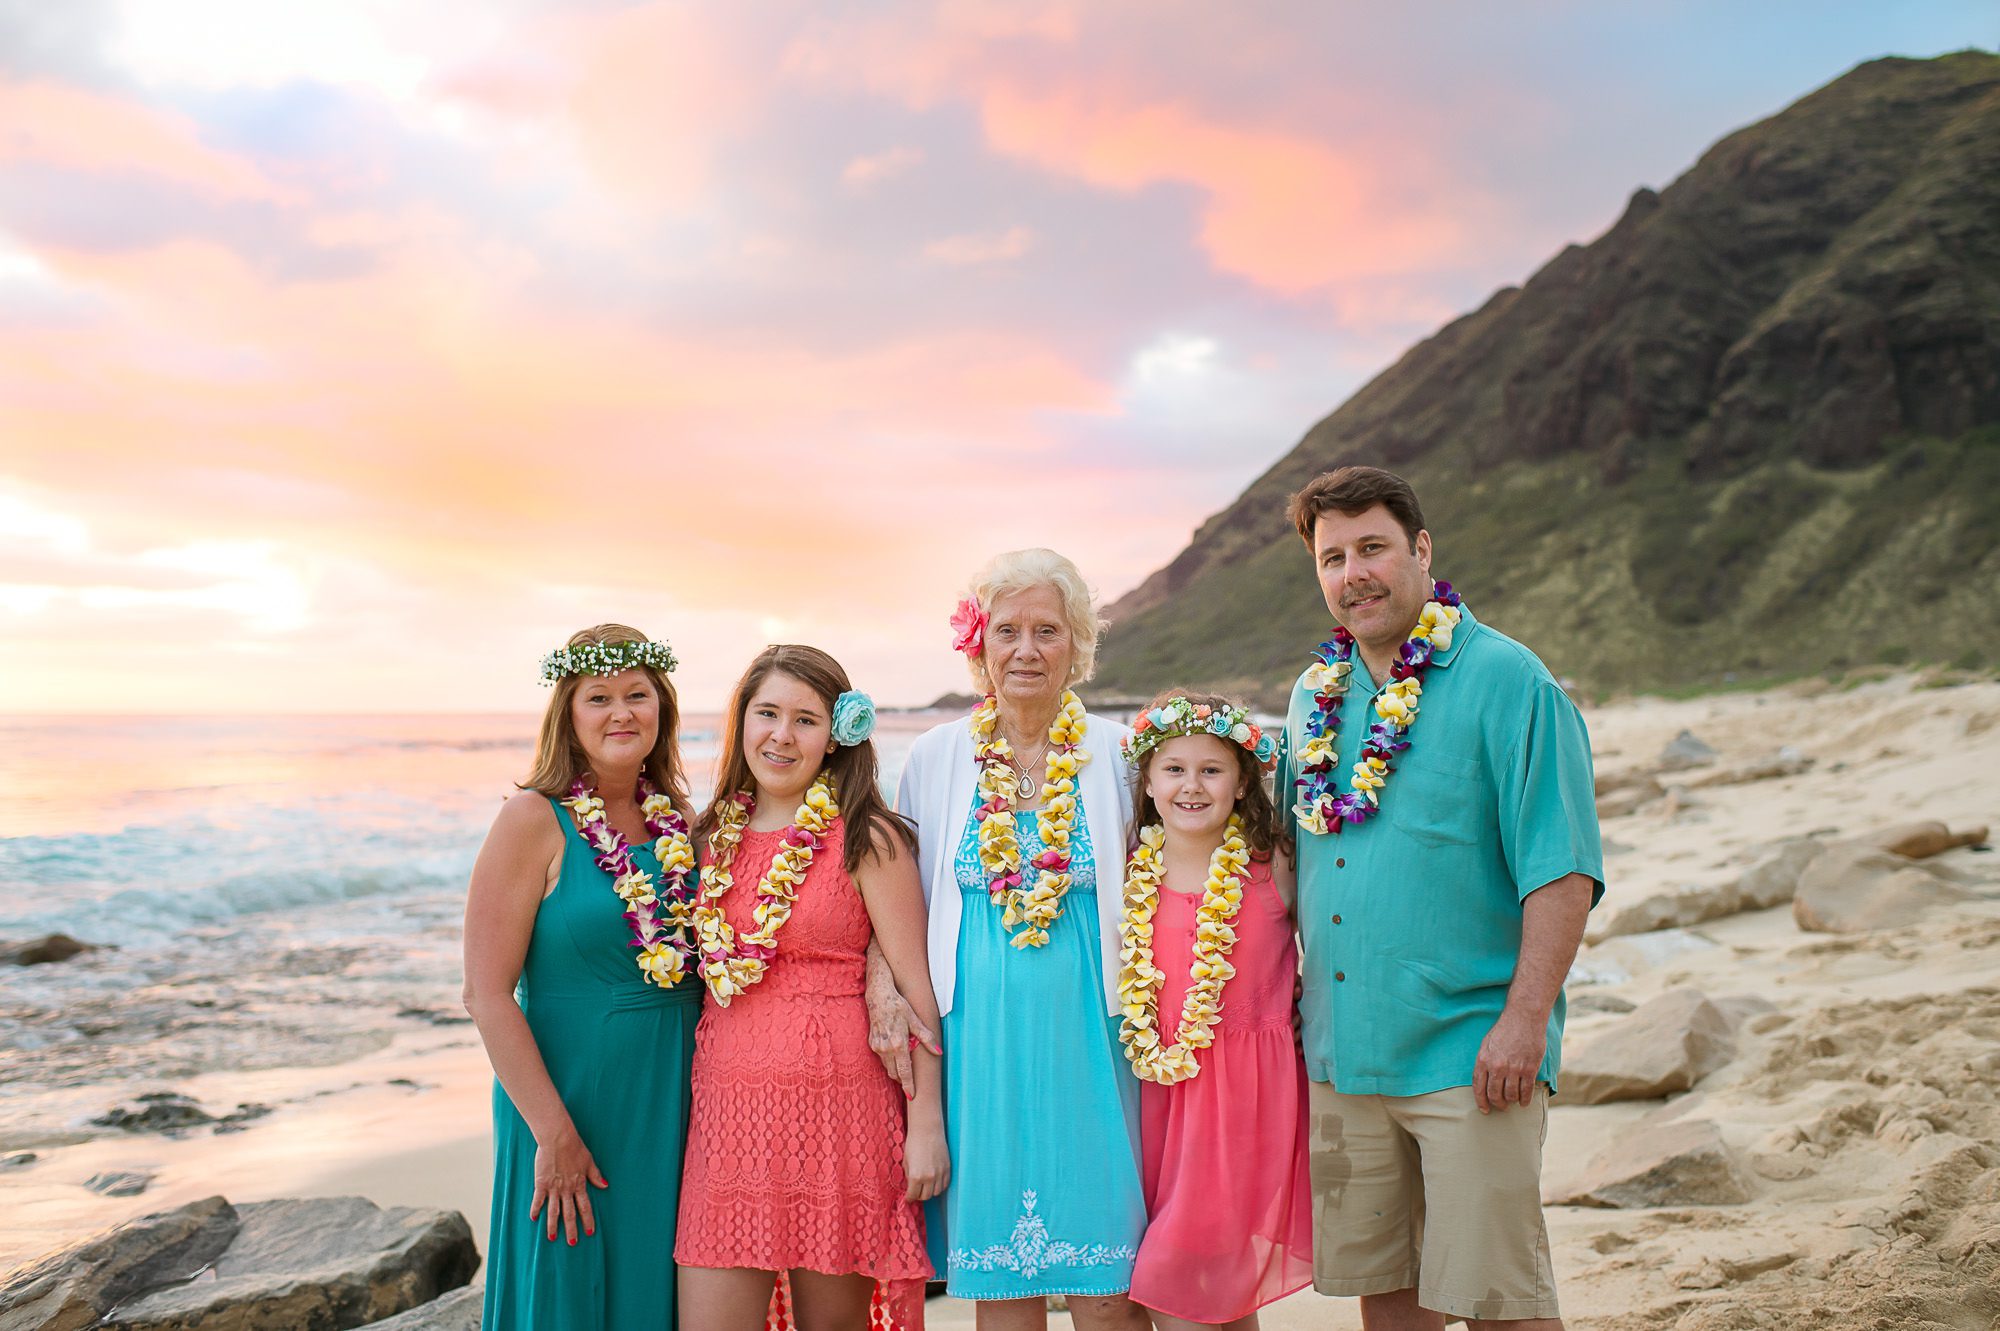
top-left (1561, 988), bottom-right (1738, 1104)
top-left (1859, 819), bottom-right (1990, 860)
top-left (1792, 843), bottom-right (1971, 933)
top-left (0, 1195), bottom-right (477, 1331)
top-left (0, 1194), bottom-right (239, 1331)
top-left (1658, 730), bottom-right (1717, 771)
top-left (0, 936), bottom-right (100, 967)
top-left (1550, 1117), bottom-right (1754, 1208)
top-left (1734, 835), bottom-right (1828, 910)
top-left (364, 1284), bottom-right (482, 1331)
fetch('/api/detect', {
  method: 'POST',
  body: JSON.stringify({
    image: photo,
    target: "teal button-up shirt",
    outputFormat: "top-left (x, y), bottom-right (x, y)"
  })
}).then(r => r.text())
top-left (1275, 607), bottom-right (1604, 1096)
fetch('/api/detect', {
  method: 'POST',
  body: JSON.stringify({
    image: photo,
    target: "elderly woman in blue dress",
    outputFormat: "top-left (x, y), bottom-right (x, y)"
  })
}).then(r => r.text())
top-left (892, 548), bottom-right (1147, 1331)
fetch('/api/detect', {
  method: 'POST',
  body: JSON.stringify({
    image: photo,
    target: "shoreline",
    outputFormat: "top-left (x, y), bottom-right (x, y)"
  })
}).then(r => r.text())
top-left (4, 673), bottom-right (1996, 1328)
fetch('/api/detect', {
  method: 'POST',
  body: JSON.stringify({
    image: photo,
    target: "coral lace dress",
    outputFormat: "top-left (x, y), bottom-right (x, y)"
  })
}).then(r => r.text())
top-left (1128, 855), bottom-right (1313, 1323)
top-left (674, 818), bottom-right (930, 1327)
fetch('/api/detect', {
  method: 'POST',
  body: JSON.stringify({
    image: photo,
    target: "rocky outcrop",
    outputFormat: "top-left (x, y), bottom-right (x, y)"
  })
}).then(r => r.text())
top-left (1562, 989), bottom-right (1739, 1104)
top-left (1550, 1117), bottom-right (1754, 1208)
top-left (1593, 836), bottom-right (1825, 939)
top-left (1792, 844), bottom-right (1971, 933)
top-left (0, 1196), bottom-right (477, 1331)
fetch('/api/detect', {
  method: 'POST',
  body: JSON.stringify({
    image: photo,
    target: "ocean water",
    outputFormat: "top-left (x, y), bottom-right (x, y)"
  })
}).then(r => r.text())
top-left (0, 711), bottom-right (940, 1145)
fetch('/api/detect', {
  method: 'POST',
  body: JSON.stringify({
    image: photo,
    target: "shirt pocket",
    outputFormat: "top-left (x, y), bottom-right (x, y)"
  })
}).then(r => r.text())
top-left (1386, 750), bottom-right (1484, 848)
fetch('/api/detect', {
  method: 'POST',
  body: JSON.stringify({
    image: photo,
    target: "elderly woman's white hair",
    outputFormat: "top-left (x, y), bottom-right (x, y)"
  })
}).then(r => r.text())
top-left (963, 548), bottom-right (1104, 690)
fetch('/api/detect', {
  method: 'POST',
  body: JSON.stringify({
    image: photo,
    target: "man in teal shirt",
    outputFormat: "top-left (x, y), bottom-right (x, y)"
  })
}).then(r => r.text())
top-left (1275, 465), bottom-right (1603, 1330)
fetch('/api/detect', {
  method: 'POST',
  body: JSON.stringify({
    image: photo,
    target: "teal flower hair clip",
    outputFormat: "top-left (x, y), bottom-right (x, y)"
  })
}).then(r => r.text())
top-left (831, 690), bottom-right (877, 747)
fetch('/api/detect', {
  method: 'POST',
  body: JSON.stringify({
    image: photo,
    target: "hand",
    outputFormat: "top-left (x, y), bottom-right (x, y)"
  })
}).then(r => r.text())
top-left (530, 1127), bottom-right (608, 1244)
top-left (866, 979), bottom-right (942, 1100)
top-left (903, 1116), bottom-right (951, 1202)
top-left (1473, 1012), bottom-right (1546, 1114)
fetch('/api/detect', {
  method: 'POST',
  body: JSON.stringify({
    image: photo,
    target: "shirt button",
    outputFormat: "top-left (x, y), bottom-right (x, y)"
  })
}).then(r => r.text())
top-left (1335, 857), bottom-right (1346, 868)
top-left (1335, 971), bottom-right (1347, 982)
top-left (1331, 914), bottom-right (1342, 924)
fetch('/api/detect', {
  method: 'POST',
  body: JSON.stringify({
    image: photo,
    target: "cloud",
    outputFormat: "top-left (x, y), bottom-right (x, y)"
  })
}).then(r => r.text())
top-left (842, 145), bottom-right (924, 188)
top-left (921, 224), bottom-right (1034, 265)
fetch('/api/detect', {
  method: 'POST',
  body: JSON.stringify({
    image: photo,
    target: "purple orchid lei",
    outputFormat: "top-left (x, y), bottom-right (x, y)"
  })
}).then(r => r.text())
top-left (563, 776), bottom-right (699, 986)
top-left (1293, 580), bottom-right (1464, 836)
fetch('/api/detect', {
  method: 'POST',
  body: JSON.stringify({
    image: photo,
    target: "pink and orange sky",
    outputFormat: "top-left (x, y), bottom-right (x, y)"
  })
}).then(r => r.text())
top-left (3, 2), bottom-right (1992, 713)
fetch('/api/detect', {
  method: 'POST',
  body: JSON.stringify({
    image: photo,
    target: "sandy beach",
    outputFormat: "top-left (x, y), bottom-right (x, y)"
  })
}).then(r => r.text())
top-left (4, 672), bottom-right (1997, 1328)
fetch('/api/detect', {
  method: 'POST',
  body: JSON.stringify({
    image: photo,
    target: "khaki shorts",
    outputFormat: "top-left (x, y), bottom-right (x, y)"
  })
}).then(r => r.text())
top-left (1308, 1080), bottom-right (1559, 1321)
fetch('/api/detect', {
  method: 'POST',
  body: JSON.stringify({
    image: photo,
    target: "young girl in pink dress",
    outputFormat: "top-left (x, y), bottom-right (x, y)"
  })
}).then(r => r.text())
top-left (674, 645), bottom-right (947, 1331)
top-left (1118, 689), bottom-right (1313, 1330)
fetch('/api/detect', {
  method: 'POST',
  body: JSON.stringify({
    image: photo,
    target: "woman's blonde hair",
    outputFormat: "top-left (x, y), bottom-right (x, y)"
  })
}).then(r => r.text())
top-left (520, 623), bottom-right (688, 811)
top-left (964, 548), bottom-right (1103, 691)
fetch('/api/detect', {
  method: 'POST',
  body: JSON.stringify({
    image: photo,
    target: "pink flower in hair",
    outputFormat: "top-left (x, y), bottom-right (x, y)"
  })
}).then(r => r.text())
top-left (950, 595), bottom-right (987, 656)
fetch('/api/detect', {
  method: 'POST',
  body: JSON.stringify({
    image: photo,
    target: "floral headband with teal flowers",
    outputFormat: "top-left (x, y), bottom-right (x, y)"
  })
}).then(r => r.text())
top-left (538, 638), bottom-right (679, 685)
top-left (1123, 696), bottom-right (1280, 771)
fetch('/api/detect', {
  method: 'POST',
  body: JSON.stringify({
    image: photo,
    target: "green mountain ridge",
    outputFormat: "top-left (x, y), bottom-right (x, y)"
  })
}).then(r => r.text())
top-left (1092, 52), bottom-right (2000, 707)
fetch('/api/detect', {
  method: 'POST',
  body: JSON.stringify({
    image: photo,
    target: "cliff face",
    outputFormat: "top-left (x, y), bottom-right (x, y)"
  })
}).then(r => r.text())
top-left (1094, 52), bottom-right (2000, 704)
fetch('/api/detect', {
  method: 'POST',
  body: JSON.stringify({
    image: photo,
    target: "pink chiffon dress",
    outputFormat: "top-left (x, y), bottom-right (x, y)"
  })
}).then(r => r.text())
top-left (674, 818), bottom-right (930, 1329)
top-left (1129, 854), bottom-right (1313, 1323)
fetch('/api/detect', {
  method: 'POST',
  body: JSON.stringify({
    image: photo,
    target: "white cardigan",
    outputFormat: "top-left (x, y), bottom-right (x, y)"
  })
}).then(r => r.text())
top-left (895, 711), bottom-right (1134, 1017)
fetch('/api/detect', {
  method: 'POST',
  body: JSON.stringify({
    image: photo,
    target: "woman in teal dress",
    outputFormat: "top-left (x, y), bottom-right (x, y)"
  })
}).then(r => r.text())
top-left (895, 551), bottom-right (1150, 1331)
top-left (463, 624), bottom-right (703, 1330)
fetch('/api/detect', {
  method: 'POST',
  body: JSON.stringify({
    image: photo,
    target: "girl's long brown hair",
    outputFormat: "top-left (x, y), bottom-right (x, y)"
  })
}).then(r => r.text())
top-left (1128, 687), bottom-right (1280, 859)
top-left (697, 644), bottom-right (917, 873)
top-left (520, 624), bottom-right (690, 814)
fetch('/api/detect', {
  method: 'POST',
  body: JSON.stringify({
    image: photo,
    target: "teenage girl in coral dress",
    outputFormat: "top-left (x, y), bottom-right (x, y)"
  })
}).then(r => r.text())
top-left (675, 644), bottom-right (948, 1331)
top-left (1118, 690), bottom-right (1314, 1331)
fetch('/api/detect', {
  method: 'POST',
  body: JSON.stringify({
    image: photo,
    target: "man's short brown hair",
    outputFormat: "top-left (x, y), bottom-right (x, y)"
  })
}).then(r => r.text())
top-left (1287, 465), bottom-right (1427, 551)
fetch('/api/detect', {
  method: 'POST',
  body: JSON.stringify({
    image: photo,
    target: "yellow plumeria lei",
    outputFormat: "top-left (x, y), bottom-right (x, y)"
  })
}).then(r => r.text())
top-left (1117, 816), bottom-right (1250, 1084)
top-left (563, 778), bottom-right (698, 988)
top-left (692, 773), bottom-right (838, 1005)
top-left (970, 690), bottom-right (1089, 948)
top-left (1294, 581), bottom-right (1464, 836)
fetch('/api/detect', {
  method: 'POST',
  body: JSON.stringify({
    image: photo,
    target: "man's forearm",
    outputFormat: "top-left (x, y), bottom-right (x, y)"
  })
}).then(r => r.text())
top-left (1503, 872), bottom-right (1595, 1026)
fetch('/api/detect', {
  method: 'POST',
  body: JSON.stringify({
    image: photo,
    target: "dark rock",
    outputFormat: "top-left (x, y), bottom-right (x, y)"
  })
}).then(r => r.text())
top-left (394, 1008), bottom-right (472, 1028)
top-left (364, 1284), bottom-right (482, 1331)
top-left (0, 1194), bottom-right (239, 1331)
top-left (102, 1196), bottom-right (477, 1330)
top-left (210, 1105), bottom-right (271, 1135)
top-left (0, 1153), bottom-right (34, 1172)
top-left (0, 935), bottom-right (102, 967)
top-left (85, 1172), bottom-right (155, 1198)
top-left (1569, 991), bottom-right (1637, 1015)
top-left (92, 1093), bottom-right (214, 1136)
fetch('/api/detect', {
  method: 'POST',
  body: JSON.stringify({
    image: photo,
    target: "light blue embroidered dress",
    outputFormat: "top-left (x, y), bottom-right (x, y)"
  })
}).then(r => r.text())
top-left (930, 795), bottom-right (1146, 1299)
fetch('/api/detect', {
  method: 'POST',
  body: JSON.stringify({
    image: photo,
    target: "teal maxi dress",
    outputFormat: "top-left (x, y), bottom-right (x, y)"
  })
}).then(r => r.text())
top-left (930, 797), bottom-right (1146, 1299)
top-left (483, 798), bottom-right (701, 1330)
